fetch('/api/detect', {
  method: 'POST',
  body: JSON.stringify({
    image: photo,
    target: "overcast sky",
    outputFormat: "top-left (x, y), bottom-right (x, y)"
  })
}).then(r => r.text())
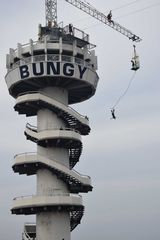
top-left (0, 0), bottom-right (160, 240)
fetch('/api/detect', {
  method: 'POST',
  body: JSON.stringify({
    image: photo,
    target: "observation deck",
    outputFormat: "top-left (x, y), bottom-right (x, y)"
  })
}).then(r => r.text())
top-left (5, 26), bottom-right (99, 104)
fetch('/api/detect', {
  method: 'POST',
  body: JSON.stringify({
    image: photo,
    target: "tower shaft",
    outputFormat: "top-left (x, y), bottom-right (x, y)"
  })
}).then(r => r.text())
top-left (36, 87), bottom-right (70, 240)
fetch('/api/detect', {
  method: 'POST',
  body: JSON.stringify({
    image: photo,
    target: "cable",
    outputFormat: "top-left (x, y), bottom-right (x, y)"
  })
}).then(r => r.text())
top-left (112, 0), bottom-right (143, 11)
top-left (82, 1), bottom-right (160, 30)
top-left (74, 0), bottom-right (160, 30)
top-left (115, 1), bottom-right (160, 19)
top-left (112, 71), bottom-right (136, 109)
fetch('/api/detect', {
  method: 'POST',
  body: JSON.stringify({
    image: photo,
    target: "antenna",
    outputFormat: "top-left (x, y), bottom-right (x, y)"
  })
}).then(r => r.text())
top-left (45, 0), bottom-right (57, 26)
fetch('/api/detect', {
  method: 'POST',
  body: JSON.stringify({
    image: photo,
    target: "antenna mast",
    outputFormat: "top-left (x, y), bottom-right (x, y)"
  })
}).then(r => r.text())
top-left (45, 0), bottom-right (57, 26)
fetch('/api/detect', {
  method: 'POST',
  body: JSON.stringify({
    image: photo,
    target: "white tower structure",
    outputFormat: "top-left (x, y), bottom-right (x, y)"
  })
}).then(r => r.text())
top-left (5, 1), bottom-right (99, 240)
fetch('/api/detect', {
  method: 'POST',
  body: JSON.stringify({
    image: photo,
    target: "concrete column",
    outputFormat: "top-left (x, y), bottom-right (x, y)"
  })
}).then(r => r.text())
top-left (36, 87), bottom-right (71, 240)
top-left (37, 212), bottom-right (70, 240)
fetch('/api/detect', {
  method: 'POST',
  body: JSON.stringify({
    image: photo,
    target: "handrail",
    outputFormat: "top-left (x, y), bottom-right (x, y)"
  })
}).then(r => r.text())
top-left (26, 123), bottom-right (81, 134)
top-left (24, 222), bottom-right (36, 226)
top-left (14, 41), bottom-right (37, 52)
top-left (23, 222), bottom-right (36, 240)
top-left (14, 152), bottom-right (91, 179)
top-left (12, 25), bottom-right (93, 52)
top-left (13, 193), bottom-right (82, 201)
top-left (63, 25), bottom-right (89, 42)
top-left (23, 231), bottom-right (33, 240)
top-left (9, 54), bottom-right (93, 71)
top-left (16, 91), bottom-right (89, 121)
top-left (14, 152), bottom-right (36, 158)
top-left (26, 123), bottom-right (37, 132)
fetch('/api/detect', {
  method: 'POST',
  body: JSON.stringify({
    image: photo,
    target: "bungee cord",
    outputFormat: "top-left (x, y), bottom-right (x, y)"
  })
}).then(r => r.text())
top-left (110, 71), bottom-right (137, 119)
top-left (112, 71), bottom-right (136, 109)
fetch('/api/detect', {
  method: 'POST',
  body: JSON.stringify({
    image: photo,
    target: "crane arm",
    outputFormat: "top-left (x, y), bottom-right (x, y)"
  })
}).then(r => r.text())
top-left (65, 0), bottom-right (142, 42)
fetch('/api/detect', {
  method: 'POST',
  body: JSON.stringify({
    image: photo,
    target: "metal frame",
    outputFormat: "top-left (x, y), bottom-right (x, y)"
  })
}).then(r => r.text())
top-left (44, 0), bottom-right (141, 41)
top-left (65, 0), bottom-right (142, 42)
top-left (45, 0), bottom-right (57, 25)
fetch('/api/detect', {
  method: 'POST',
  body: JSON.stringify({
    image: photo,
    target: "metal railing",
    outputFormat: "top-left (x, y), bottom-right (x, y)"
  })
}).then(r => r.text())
top-left (13, 193), bottom-right (82, 201)
top-left (26, 123), bottom-right (81, 134)
top-left (10, 54), bottom-right (93, 70)
top-left (26, 123), bottom-right (37, 132)
top-left (17, 91), bottom-right (89, 121)
top-left (23, 222), bottom-right (36, 240)
top-left (23, 231), bottom-right (33, 240)
top-left (14, 152), bottom-right (91, 179)
top-left (63, 25), bottom-right (89, 42)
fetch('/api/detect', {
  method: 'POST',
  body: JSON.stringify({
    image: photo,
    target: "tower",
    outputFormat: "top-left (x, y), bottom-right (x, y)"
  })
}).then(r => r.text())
top-left (5, 2), bottom-right (99, 240)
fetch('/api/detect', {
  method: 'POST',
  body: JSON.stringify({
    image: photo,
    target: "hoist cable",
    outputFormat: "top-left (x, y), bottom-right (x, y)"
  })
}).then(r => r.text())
top-left (112, 71), bottom-right (136, 109)
top-left (76, 1), bottom-right (160, 30)
top-left (112, 0), bottom-right (143, 11)
top-left (115, 1), bottom-right (160, 19)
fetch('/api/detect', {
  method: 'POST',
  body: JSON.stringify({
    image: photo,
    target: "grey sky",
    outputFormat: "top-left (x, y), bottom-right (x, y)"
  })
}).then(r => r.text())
top-left (0, 0), bottom-right (160, 240)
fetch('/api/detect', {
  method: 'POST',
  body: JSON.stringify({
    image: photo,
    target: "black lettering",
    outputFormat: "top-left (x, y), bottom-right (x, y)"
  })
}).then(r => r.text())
top-left (32, 62), bottom-right (44, 76)
top-left (63, 63), bottom-right (74, 77)
top-left (78, 65), bottom-right (87, 79)
top-left (19, 65), bottom-right (29, 79)
top-left (47, 62), bottom-right (60, 75)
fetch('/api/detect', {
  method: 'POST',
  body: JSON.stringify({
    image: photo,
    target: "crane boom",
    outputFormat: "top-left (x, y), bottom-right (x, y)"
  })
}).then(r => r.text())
top-left (45, 0), bottom-right (141, 42)
top-left (65, 0), bottom-right (142, 42)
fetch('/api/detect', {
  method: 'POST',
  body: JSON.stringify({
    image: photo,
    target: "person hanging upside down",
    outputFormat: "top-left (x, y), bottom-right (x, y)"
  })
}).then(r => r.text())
top-left (111, 108), bottom-right (116, 119)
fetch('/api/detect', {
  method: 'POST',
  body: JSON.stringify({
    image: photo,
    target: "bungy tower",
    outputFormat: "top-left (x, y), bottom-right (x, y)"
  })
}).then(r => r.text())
top-left (5, 1), bottom-right (99, 240)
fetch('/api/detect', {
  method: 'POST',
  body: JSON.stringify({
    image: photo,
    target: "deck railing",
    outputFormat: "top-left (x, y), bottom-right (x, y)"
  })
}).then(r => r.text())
top-left (10, 54), bottom-right (94, 71)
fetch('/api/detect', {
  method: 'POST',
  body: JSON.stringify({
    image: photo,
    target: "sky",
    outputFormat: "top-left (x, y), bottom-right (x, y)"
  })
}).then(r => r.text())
top-left (0, 0), bottom-right (160, 240)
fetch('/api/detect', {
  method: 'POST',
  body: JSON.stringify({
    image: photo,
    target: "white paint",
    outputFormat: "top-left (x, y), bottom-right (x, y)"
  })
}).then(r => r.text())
top-left (12, 195), bottom-right (83, 209)
top-left (5, 62), bottom-right (99, 91)
top-left (37, 169), bottom-right (68, 196)
top-left (15, 93), bottom-right (89, 126)
top-left (14, 153), bottom-right (91, 185)
top-left (37, 147), bottom-right (69, 168)
top-left (37, 109), bottom-right (64, 131)
top-left (43, 87), bottom-right (68, 105)
top-left (36, 212), bottom-right (70, 240)
top-left (36, 86), bottom-right (71, 240)
top-left (37, 87), bottom-right (68, 132)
